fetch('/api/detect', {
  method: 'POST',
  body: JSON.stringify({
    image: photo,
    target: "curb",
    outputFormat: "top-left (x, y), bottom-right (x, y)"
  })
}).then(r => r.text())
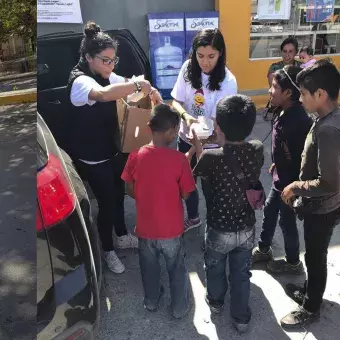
top-left (0, 72), bottom-right (37, 82)
top-left (0, 88), bottom-right (36, 105)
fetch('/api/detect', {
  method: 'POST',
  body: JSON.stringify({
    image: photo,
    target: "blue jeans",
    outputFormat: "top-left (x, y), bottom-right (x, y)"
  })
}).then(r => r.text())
top-left (258, 186), bottom-right (300, 264)
top-left (204, 226), bottom-right (255, 324)
top-left (178, 138), bottom-right (199, 220)
top-left (138, 237), bottom-right (190, 318)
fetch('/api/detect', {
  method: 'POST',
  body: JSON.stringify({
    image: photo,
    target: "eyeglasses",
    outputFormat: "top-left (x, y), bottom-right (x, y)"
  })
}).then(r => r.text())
top-left (95, 55), bottom-right (119, 66)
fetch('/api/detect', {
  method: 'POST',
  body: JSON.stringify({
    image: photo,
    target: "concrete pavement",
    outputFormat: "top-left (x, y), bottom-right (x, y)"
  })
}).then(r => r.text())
top-left (0, 103), bottom-right (36, 340)
top-left (95, 115), bottom-right (340, 340)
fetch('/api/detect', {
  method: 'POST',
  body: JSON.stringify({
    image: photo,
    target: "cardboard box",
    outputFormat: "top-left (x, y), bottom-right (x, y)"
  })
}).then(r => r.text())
top-left (117, 96), bottom-right (152, 153)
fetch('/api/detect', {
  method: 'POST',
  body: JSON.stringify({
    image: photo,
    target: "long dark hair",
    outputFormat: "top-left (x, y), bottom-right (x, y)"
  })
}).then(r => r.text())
top-left (79, 21), bottom-right (118, 62)
top-left (185, 28), bottom-right (226, 91)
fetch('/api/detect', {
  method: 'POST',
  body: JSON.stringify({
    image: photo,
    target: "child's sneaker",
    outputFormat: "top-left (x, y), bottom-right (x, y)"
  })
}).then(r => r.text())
top-left (252, 246), bottom-right (273, 263)
top-left (116, 233), bottom-right (138, 249)
top-left (233, 321), bottom-right (249, 334)
top-left (143, 286), bottom-right (164, 312)
top-left (103, 250), bottom-right (125, 274)
top-left (205, 296), bottom-right (224, 314)
top-left (285, 283), bottom-right (305, 306)
top-left (267, 259), bottom-right (305, 275)
top-left (184, 217), bottom-right (201, 233)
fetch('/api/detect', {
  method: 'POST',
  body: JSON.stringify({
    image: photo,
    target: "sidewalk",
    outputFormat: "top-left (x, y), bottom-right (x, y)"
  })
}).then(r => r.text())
top-left (95, 116), bottom-right (340, 340)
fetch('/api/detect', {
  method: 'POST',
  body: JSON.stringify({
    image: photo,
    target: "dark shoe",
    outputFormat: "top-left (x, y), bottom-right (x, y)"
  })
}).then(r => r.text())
top-left (280, 307), bottom-right (320, 329)
top-left (143, 286), bottom-right (164, 312)
top-left (172, 303), bottom-right (191, 319)
top-left (252, 246), bottom-right (273, 263)
top-left (233, 321), bottom-right (249, 334)
top-left (205, 296), bottom-right (224, 314)
top-left (267, 259), bottom-right (305, 275)
top-left (285, 283), bottom-right (305, 306)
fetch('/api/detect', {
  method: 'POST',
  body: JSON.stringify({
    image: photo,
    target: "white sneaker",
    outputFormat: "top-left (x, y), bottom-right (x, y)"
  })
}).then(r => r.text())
top-left (116, 234), bottom-right (138, 249)
top-left (103, 250), bottom-right (125, 274)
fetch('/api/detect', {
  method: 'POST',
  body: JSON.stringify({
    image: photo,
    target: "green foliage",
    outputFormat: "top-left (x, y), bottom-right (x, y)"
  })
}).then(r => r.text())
top-left (0, 0), bottom-right (36, 41)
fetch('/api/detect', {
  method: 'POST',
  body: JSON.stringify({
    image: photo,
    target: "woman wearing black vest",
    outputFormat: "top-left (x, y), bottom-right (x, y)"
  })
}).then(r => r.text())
top-left (67, 21), bottom-right (161, 274)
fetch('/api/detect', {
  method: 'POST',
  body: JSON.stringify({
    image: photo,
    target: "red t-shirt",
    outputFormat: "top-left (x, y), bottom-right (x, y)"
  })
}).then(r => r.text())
top-left (121, 145), bottom-right (196, 239)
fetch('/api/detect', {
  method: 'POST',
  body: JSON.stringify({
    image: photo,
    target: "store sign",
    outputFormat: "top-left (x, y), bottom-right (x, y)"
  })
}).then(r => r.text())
top-left (257, 0), bottom-right (292, 20)
top-left (306, 0), bottom-right (335, 22)
top-left (37, 0), bottom-right (83, 23)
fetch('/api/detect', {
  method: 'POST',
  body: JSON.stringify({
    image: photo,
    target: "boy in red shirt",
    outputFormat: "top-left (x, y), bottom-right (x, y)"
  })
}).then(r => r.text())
top-left (121, 104), bottom-right (196, 318)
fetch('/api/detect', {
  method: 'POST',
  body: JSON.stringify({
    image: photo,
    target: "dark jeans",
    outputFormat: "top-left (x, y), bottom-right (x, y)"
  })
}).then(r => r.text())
top-left (138, 237), bottom-right (190, 318)
top-left (178, 138), bottom-right (199, 220)
top-left (74, 156), bottom-right (127, 252)
top-left (204, 226), bottom-right (255, 324)
top-left (258, 186), bottom-right (300, 264)
top-left (302, 207), bottom-right (339, 313)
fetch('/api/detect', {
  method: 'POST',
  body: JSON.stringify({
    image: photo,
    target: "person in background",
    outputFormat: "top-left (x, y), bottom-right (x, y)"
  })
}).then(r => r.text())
top-left (191, 95), bottom-right (264, 333)
top-left (263, 37), bottom-right (302, 121)
top-left (299, 46), bottom-right (317, 69)
top-left (267, 37), bottom-right (302, 87)
top-left (171, 28), bottom-right (238, 232)
top-left (281, 60), bottom-right (340, 328)
top-left (121, 104), bottom-right (196, 319)
top-left (67, 21), bottom-right (162, 274)
top-left (252, 66), bottom-right (313, 274)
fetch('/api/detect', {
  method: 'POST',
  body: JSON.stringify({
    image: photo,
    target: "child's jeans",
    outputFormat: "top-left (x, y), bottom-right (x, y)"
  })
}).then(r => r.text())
top-left (138, 236), bottom-right (190, 318)
top-left (204, 226), bottom-right (255, 324)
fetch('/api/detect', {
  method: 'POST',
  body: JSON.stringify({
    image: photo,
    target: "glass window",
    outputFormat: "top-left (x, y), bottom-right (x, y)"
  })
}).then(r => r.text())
top-left (250, 0), bottom-right (340, 59)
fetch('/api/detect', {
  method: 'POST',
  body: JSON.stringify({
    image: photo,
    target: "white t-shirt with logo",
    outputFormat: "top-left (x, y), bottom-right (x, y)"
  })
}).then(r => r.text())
top-left (171, 59), bottom-right (238, 143)
top-left (70, 72), bottom-right (125, 164)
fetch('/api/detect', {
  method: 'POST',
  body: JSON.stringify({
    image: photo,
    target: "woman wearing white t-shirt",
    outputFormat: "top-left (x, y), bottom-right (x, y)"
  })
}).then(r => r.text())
top-left (171, 28), bottom-right (238, 232)
top-left (67, 21), bottom-right (161, 274)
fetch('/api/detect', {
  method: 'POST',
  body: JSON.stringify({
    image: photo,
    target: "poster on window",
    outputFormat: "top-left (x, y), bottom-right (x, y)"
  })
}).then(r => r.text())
top-left (257, 0), bottom-right (292, 20)
top-left (306, 0), bottom-right (335, 22)
top-left (37, 0), bottom-right (83, 23)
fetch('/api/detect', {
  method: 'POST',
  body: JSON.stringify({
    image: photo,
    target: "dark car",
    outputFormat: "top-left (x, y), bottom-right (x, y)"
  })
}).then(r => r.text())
top-left (37, 112), bottom-right (102, 340)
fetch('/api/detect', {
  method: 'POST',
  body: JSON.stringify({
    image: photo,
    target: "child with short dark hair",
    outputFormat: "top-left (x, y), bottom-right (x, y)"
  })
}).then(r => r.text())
top-left (191, 95), bottom-right (264, 333)
top-left (280, 59), bottom-right (340, 328)
top-left (121, 103), bottom-right (196, 318)
top-left (299, 46), bottom-right (316, 68)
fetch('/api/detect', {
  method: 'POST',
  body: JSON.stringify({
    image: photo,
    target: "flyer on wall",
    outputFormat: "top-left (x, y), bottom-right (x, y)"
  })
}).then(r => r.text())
top-left (257, 0), bottom-right (292, 20)
top-left (37, 0), bottom-right (83, 23)
top-left (306, 0), bottom-right (335, 23)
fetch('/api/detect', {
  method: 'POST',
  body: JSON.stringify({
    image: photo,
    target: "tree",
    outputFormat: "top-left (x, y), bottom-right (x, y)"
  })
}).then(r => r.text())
top-left (0, 0), bottom-right (36, 46)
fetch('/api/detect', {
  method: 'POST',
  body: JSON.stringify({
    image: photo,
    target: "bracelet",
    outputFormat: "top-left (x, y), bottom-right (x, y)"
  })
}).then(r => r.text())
top-left (180, 111), bottom-right (187, 120)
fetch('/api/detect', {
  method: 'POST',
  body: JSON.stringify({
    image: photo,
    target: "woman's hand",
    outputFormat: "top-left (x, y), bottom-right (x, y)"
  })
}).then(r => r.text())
top-left (149, 88), bottom-right (163, 106)
top-left (139, 79), bottom-right (152, 95)
top-left (183, 113), bottom-right (198, 127)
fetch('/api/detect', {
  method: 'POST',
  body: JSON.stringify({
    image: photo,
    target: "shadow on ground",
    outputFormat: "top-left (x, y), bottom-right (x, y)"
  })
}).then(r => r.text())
top-left (96, 115), bottom-right (340, 340)
top-left (0, 103), bottom-right (36, 339)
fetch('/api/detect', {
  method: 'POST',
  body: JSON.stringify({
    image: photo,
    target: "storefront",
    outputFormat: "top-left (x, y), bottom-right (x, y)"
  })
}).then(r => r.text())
top-left (217, 0), bottom-right (340, 106)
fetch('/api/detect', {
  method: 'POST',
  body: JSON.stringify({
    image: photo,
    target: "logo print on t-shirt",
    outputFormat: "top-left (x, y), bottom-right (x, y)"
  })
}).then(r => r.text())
top-left (191, 88), bottom-right (205, 117)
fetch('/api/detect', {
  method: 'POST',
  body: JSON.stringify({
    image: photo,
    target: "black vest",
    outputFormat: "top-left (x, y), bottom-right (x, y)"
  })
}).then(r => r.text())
top-left (66, 62), bottom-right (121, 161)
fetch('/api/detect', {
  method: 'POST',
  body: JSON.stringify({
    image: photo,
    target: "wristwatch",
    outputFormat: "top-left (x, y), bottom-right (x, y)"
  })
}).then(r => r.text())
top-left (133, 80), bottom-right (142, 93)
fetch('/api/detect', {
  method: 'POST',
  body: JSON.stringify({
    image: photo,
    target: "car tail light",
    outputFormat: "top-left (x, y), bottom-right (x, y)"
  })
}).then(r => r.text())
top-left (37, 153), bottom-right (76, 230)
